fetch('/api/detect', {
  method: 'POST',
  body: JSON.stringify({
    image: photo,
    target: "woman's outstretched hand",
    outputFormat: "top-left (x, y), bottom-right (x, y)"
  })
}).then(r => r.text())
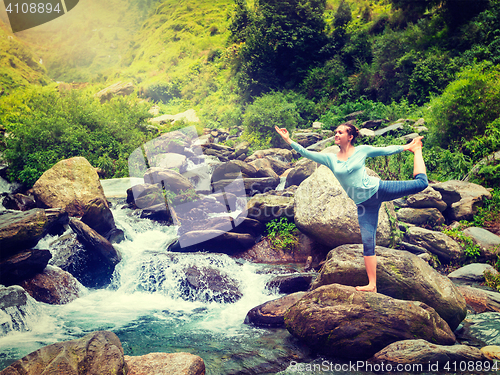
top-left (275, 125), bottom-right (292, 145)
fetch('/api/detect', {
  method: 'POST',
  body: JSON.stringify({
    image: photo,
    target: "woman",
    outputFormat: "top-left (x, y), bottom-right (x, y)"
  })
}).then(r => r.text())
top-left (275, 123), bottom-right (428, 292)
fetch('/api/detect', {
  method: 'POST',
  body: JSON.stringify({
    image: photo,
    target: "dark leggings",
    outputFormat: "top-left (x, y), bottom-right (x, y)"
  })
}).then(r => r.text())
top-left (356, 173), bottom-right (429, 256)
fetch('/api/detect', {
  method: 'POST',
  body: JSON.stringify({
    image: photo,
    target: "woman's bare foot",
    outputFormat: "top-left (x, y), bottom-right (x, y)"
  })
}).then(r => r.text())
top-left (407, 136), bottom-right (423, 153)
top-left (355, 284), bottom-right (377, 293)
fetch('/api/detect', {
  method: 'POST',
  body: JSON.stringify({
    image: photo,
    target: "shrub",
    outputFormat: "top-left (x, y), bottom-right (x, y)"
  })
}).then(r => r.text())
top-left (427, 63), bottom-right (500, 148)
top-left (265, 217), bottom-right (300, 253)
top-left (241, 92), bottom-right (302, 150)
top-left (1, 86), bottom-right (152, 186)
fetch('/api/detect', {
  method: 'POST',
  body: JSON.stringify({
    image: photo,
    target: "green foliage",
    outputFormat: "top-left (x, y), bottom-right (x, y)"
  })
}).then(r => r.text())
top-left (265, 217), bottom-right (299, 253)
top-left (427, 63), bottom-right (500, 148)
top-left (484, 269), bottom-right (500, 292)
top-left (230, 0), bottom-right (330, 96)
top-left (423, 147), bottom-right (473, 181)
top-left (0, 86), bottom-right (152, 186)
top-left (241, 92), bottom-right (302, 150)
top-left (143, 81), bottom-right (181, 103)
top-left (442, 223), bottom-right (482, 260)
top-left (472, 188), bottom-right (500, 229)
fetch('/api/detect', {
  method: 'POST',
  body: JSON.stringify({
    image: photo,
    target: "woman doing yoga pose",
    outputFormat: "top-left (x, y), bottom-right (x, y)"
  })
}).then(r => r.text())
top-left (275, 124), bottom-right (428, 292)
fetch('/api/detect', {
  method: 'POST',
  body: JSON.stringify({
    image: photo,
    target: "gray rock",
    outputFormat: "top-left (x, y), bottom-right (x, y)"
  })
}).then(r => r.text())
top-left (246, 193), bottom-right (294, 222)
top-left (466, 312), bottom-right (500, 346)
top-left (463, 227), bottom-right (500, 261)
top-left (0, 250), bottom-right (52, 286)
top-left (405, 226), bottom-right (463, 262)
top-left (448, 263), bottom-right (498, 281)
top-left (374, 123), bottom-right (405, 137)
top-left (0, 285), bottom-right (40, 337)
top-left (396, 207), bottom-right (445, 227)
top-left (284, 284), bottom-right (455, 360)
top-left (0, 330), bottom-right (127, 374)
top-left (310, 244), bottom-right (467, 331)
top-left (406, 186), bottom-right (447, 212)
top-left (371, 339), bottom-right (487, 367)
top-left (432, 180), bottom-right (492, 221)
top-left (294, 165), bottom-right (397, 248)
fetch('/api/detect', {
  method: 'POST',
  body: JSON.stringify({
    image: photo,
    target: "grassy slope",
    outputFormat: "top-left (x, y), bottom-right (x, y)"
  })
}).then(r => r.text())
top-left (0, 22), bottom-right (49, 94)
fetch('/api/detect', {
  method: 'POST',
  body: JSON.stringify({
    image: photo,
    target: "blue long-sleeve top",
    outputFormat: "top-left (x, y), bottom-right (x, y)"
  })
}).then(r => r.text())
top-left (290, 141), bottom-right (404, 204)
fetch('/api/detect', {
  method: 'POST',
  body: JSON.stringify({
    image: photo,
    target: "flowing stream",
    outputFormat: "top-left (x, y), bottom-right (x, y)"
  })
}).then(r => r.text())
top-left (0, 200), bottom-right (312, 374)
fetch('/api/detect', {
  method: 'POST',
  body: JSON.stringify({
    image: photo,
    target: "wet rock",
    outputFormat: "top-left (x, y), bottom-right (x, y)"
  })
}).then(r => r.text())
top-left (448, 263), bottom-right (498, 282)
top-left (405, 226), bottom-right (463, 262)
top-left (180, 266), bottom-right (242, 303)
top-left (0, 331), bottom-right (126, 375)
top-left (284, 284), bottom-right (455, 360)
top-left (396, 207), bottom-right (445, 227)
top-left (0, 209), bottom-right (53, 260)
top-left (432, 180), bottom-right (492, 222)
top-left (175, 230), bottom-right (256, 253)
top-left (32, 157), bottom-right (107, 217)
top-left (457, 286), bottom-right (500, 313)
top-left (266, 272), bottom-right (316, 294)
top-left (0, 250), bottom-right (51, 286)
top-left (310, 245), bottom-right (467, 331)
top-left (244, 292), bottom-right (306, 327)
top-left (19, 265), bottom-right (83, 305)
top-left (51, 221), bottom-right (120, 288)
top-left (125, 352), bottom-right (205, 375)
top-left (69, 219), bottom-right (121, 266)
top-left (1, 193), bottom-right (36, 211)
top-left (462, 312), bottom-right (500, 346)
top-left (406, 186), bottom-right (447, 212)
top-left (81, 197), bottom-right (124, 243)
top-left (370, 339), bottom-right (487, 367)
top-left (463, 227), bottom-right (500, 261)
top-left (294, 165), bottom-right (397, 248)
top-left (0, 285), bottom-right (40, 337)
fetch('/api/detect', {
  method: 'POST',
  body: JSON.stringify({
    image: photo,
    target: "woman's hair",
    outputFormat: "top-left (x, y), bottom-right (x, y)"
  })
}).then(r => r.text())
top-left (340, 123), bottom-right (360, 144)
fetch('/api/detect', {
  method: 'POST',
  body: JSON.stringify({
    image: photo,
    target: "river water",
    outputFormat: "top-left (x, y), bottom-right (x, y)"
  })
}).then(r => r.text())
top-left (0, 198), bottom-right (315, 374)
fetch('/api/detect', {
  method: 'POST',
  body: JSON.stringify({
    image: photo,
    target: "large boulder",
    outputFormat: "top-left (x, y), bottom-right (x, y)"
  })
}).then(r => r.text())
top-left (310, 245), bottom-right (467, 331)
top-left (0, 250), bottom-right (51, 286)
top-left (245, 292), bottom-right (307, 328)
top-left (370, 339), bottom-right (487, 368)
top-left (212, 160), bottom-right (259, 181)
top-left (175, 229), bottom-right (256, 253)
top-left (405, 226), bottom-right (463, 262)
top-left (0, 331), bottom-right (127, 375)
top-left (32, 157), bottom-right (107, 217)
top-left (19, 265), bottom-right (83, 305)
top-left (285, 158), bottom-right (318, 188)
top-left (284, 284), bottom-right (455, 360)
top-left (143, 168), bottom-right (194, 194)
top-left (0, 209), bottom-right (61, 260)
top-left (125, 352), bottom-right (205, 375)
top-left (294, 165), bottom-right (397, 248)
top-left (432, 180), bottom-right (492, 221)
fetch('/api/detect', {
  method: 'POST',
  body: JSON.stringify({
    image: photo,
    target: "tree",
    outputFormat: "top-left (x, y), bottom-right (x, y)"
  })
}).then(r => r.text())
top-left (230, 0), bottom-right (329, 97)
